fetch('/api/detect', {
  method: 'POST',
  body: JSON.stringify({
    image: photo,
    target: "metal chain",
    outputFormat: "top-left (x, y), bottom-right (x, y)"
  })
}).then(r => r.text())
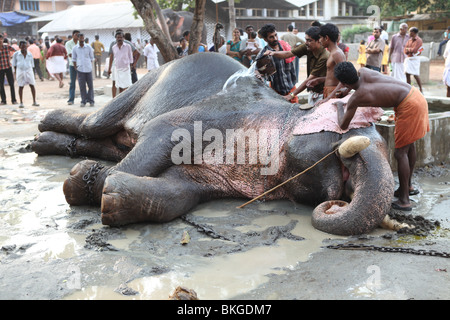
top-left (82, 162), bottom-right (105, 205)
top-left (66, 136), bottom-right (80, 158)
top-left (326, 243), bottom-right (450, 258)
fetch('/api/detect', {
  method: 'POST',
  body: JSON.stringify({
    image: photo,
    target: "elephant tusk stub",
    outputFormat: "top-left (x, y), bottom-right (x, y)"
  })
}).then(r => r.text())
top-left (338, 136), bottom-right (371, 158)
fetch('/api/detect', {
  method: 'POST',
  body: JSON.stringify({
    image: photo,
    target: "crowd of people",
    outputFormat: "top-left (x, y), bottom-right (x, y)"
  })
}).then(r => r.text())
top-left (0, 30), bottom-right (161, 107)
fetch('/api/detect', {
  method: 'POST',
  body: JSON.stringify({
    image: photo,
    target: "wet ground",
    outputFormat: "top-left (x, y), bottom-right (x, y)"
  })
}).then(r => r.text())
top-left (0, 63), bottom-right (449, 300)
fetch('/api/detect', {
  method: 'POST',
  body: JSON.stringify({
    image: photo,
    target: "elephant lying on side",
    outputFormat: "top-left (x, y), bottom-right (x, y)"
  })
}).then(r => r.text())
top-left (32, 53), bottom-right (394, 236)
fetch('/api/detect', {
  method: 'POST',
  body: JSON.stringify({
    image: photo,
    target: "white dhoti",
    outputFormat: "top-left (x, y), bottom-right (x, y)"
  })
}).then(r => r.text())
top-left (444, 67), bottom-right (450, 87)
top-left (390, 62), bottom-right (407, 82)
top-left (16, 68), bottom-right (35, 86)
top-left (46, 56), bottom-right (67, 74)
top-left (112, 65), bottom-right (132, 89)
top-left (404, 57), bottom-right (420, 76)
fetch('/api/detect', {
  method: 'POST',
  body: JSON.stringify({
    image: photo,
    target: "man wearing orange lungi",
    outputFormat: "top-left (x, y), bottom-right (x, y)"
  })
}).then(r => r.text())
top-left (332, 62), bottom-right (429, 211)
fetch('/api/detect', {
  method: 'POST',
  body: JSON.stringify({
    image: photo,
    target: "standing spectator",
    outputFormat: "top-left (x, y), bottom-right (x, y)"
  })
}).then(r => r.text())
top-left (337, 33), bottom-right (349, 61)
top-left (46, 38), bottom-right (67, 88)
top-left (65, 30), bottom-right (80, 105)
top-left (72, 33), bottom-right (95, 107)
top-left (108, 29), bottom-right (139, 98)
top-left (135, 38), bottom-right (144, 68)
top-left (265, 26), bottom-right (328, 106)
top-left (143, 38), bottom-right (159, 72)
top-left (177, 37), bottom-right (189, 57)
top-left (226, 28), bottom-right (242, 63)
top-left (381, 40), bottom-right (390, 74)
top-left (27, 39), bottom-right (44, 81)
top-left (389, 23), bottom-right (409, 82)
top-left (281, 24), bottom-right (305, 79)
top-left (11, 39), bottom-right (19, 51)
top-left (240, 25), bottom-right (262, 67)
top-left (256, 24), bottom-right (297, 103)
top-left (365, 27), bottom-right (385, 72)
top-left (108, 31), bottom-right (133, 96)
top-left (0, 34), bottom-right (18, 105)
top-left (357, 40), bottom-right (367, 68)
top-left (91, 35), bottom-right (104, 78)
top-left (124, 33), bottom-right (140, 84)
top-left (437, 26), bottom-right (450, 56)
top-left (404, 27), bottom-right (424, 93)
top-left (443, 41), bottom-right (450, 97)
top-left (380, 26), bottom-right (389, 42)
top-left (12, 41), bottom-right (39, 108)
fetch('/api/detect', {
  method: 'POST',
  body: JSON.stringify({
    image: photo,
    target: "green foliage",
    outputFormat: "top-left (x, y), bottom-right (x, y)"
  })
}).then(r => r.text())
top-left (157, 0), bottom-right (195, 11)
top-left (341, 26), bottom-right (372, 42)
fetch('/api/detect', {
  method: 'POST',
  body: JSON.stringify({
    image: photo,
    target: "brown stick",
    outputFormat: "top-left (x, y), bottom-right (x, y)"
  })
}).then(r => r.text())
top-left (237, 149), bottom-right (337, 209)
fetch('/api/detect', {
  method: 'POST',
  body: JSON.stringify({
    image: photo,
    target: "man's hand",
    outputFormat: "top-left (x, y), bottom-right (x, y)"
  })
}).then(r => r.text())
top-left (335, 87), bottom-right (350, 98)
top-left (306, 78), bottom-right (320, 88)
top-left (332, 101), bottom-right (346, 109)
top-left (264, 50), bottom-right (274, 56)
top-left (282, 94), bottom-right (292, 101)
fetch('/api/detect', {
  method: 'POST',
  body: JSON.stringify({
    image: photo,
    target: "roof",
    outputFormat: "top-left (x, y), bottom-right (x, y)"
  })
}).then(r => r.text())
top-left (37, 2), bottom-right (144, 33)
top-left (0, 12), bottom-right (30, 26)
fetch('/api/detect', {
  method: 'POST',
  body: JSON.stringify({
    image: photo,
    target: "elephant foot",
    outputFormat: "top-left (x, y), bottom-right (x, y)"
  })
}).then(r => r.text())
top-left (101, 171), bottom-right (201, 226)
top-left (63, 160), bottom-right (108, 206)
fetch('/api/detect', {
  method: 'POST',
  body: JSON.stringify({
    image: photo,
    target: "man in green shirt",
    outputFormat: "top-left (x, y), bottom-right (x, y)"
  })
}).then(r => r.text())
top-left (65, 30), bottom-right (80, 105)
top-left (265, 26), bottom-right (329, 108)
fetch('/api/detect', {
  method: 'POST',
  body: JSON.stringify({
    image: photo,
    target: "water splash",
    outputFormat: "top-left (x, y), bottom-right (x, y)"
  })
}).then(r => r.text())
top-left (221, 61), bottom-right (257, 93)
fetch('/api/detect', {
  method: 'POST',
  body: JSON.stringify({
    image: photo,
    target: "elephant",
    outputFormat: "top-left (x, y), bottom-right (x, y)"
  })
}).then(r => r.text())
top-left (31, 53), bottom-right (394, 236)
top-left (161, 9), bottom-right (207, 43)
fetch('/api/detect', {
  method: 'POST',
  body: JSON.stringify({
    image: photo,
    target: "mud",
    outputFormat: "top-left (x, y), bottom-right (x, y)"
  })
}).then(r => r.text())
top-left (1, 65), bottom-right (449, 300)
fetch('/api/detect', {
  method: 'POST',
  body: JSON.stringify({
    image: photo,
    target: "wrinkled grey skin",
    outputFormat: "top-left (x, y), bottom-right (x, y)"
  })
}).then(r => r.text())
top-left (32, 53), bottom-right (394, 236)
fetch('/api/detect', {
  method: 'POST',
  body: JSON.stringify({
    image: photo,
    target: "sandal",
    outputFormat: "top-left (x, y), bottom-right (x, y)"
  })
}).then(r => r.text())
top-left (32, 103), bottom-right (40, 107)
top-left (394, 188), bottom-right (420, 197)
top-left (391, 202), bottom-right (412, 211)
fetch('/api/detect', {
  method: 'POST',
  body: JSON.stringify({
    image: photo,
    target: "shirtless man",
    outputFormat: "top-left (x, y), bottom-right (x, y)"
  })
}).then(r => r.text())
top-left (332, 62), bottom-right (429, 211)
top-left (312, 23), bottom-right (347, 106)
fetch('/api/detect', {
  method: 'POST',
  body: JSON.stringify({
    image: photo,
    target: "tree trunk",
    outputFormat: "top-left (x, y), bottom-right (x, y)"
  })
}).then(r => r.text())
top-left (228, 0), bottom-right (236, 31)
top-left (131, 0), bottom-right (179, 63)
top-left (188, 0), bottom-right (206, 55)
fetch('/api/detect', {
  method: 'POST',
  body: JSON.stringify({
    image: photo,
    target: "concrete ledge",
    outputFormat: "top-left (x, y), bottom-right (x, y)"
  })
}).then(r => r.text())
top-left (376, 111), bottom-right (450, 171)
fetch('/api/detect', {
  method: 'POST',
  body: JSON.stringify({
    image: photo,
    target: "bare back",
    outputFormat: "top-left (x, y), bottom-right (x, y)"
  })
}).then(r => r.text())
top-left (348, 68), bottom-right (411, 109)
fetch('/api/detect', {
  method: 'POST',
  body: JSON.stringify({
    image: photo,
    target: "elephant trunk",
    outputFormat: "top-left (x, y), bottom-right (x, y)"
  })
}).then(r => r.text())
top-left (312, 139), bottom-right (394, 236)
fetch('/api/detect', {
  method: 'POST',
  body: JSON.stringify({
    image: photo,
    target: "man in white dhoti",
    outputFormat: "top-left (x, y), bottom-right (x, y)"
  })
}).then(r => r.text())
top-left (404, 27), bottom-right (423, 93)
top-left (389, 23), bottom-right (409, 82)
top-left (12, 41), bottom-right (39, 108)
top-left (108, 32), bottom-right (133, 95)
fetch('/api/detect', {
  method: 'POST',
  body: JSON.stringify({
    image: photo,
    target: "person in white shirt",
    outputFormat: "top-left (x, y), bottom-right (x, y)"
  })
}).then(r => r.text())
top-left (72, 33), bottom-right (95, 107)
top-left (12, 41), bottom-right (39, 108)
top-left (143, 38), bottom-right (159, 72)
top-left (108, 31), bottom-right (133, 95)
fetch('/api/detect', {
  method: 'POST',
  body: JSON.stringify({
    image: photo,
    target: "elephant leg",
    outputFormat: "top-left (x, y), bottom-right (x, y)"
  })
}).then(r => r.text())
top-left (100, 168), bottom-right (204, 226)
top-left (31, 131), bottom-right (129, 162)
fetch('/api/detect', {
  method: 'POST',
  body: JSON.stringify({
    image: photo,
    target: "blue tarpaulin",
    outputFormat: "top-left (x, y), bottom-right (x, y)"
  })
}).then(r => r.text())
top-left (0, 12), bottom-right (30, 26)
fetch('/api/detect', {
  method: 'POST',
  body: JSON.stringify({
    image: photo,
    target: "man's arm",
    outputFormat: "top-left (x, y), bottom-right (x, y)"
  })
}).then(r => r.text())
top-left (264, 50), bottom-right (294, 60)
top-left (108, 52), bottom-right (113, 74)
top-left (334, 97), bottom-right (358, 130)
top-left (281, 74), bottom-right (320, 101)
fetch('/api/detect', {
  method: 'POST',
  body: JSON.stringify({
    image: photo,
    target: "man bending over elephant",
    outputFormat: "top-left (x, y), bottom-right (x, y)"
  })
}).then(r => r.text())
top-left (332, 61), bottom-right (429, 211)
